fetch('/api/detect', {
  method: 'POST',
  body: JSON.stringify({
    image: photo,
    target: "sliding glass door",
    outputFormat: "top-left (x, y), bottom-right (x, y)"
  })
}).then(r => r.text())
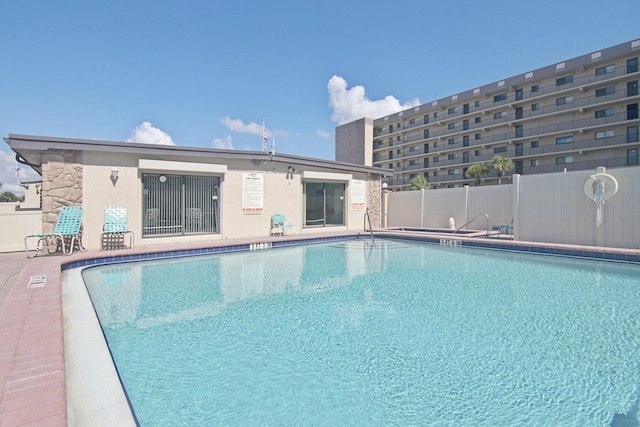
top-left (303, 182), bottom-right (345, 227)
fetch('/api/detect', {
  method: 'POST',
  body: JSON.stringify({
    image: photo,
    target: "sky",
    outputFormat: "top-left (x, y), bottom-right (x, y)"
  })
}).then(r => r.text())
top-left (1, 0), bottom-right (639, 195)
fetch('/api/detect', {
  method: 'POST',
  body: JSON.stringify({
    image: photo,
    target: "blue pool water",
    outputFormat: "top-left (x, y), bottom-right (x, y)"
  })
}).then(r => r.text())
top-left (82, 239), bottom-right (640, 426)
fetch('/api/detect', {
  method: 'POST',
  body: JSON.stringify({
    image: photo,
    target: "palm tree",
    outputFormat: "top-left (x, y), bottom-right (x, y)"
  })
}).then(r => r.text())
top-left (409, 175), bottom-right (430, 190)
top-left (465, 163), bottom-right (489, 186)
top-left (489, 155), bottom-right (514, 185)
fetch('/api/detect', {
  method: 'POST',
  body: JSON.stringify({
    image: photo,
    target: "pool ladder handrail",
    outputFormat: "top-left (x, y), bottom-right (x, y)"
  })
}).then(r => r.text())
top-left (364, 208), bottom-right (375, 244)
top-left (454, 213), bottom-right (489, 236)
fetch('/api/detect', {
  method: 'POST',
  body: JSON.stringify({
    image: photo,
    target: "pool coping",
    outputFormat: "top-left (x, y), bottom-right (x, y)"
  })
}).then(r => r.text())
top-left (1, 231), bottom-right (639, 426)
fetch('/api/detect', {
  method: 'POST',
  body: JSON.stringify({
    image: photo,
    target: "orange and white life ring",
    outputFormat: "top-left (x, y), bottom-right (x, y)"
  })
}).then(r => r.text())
top-left (584, 172), bottom-right (618, 202)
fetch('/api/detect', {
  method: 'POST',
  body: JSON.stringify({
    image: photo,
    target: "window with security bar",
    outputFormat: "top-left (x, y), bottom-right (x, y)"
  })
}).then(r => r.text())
top-left (142, 174), bottom-right (220, 237)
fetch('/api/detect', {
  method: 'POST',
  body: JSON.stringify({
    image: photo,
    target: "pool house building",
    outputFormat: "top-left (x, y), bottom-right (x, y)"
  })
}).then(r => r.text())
top-left (3, 134), bottom-right (391, 252)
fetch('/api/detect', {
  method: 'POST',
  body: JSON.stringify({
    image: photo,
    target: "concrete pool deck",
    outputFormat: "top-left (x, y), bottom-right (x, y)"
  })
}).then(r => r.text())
top-left (1, 231), bottom-right (639, 426)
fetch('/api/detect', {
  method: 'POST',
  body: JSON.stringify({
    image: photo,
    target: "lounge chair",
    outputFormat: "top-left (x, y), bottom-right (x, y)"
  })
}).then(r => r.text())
top-left (270, 213), bottom-right (294, 236)
top-left (490, 219), bottom-right (513, 238)
top-left (24, 206), bottom-right (86, 258)
top-left (101, 205), bottom-right (134, 250)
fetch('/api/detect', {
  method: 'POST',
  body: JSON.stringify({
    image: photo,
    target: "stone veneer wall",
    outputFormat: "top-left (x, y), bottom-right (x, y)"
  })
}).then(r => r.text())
top-left (40, 150), bottom-right (83, 233)
top-left (367, 177), bottom-right (381, 228)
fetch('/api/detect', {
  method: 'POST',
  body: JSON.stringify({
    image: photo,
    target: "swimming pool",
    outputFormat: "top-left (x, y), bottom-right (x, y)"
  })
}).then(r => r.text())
top-left (81, 238), bottom-right (640, 426)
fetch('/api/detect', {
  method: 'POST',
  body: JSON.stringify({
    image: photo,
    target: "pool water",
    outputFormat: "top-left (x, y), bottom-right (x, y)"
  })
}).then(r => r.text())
top-left (82, 239), bottom-right (640, 426)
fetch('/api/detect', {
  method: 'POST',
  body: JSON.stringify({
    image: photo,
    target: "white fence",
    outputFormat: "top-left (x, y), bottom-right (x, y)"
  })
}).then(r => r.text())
top-left (0, 204), bottom-right (41, 253)
top-left (387, 166), bottom-right (640, 249)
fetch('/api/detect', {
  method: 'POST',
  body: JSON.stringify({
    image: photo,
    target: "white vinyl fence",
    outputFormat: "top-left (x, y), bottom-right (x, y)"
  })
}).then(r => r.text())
top-left (387, 165), bottom-right (640, 249)
top-left (0, 204), bottom-right (41, 253)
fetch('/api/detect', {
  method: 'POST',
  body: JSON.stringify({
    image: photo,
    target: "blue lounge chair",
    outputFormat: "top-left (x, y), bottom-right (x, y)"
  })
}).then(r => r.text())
top-left (270, 213), bottom-right (294, 236)
top-left (101, 205), bottom-right (134, 250)
top-left (24, 206), bottom-right (86, 258)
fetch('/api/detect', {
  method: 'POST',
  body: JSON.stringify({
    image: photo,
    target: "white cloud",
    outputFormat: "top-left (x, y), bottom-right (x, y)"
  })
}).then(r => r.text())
top-left (212, 135), bottom-right (234, 149)
top-left (327, 75), bottom-right (421, 125)
top-left (220, 117), bottom-right (289, 140)
top-left (221, 116), bottom-right (266, 137)
top-left (127, 121), bottom-right (175, 145)
top-left (316, 129), bottom-right (331, 139)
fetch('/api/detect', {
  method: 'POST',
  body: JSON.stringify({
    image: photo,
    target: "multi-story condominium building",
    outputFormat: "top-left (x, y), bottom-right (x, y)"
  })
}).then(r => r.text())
top-left (335, 39), bottom-right (640, 189)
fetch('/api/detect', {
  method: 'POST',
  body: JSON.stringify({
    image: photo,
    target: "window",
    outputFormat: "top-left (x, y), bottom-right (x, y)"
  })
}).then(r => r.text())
top-left (595, 130), bottom-right (614, 139)
top-left (556, 75), bottom-right (573, 86)
top-left (142, 174), bottom-right (220, 237)
top-left (448, 122), bottom-right (459, 129)
top-left (433, 112), bottom-right (438, 119)
top-left (447, 153), bottom-right (459, 160)
top-left (448, 138), bottom-right (459, 145)
top-left (396, 123), bottom-right (400, 129)
top-left (515, 107), bottom-right (523, 119)
top-left (595, 108), bottom-right (615, 118)
top-left (448, 169), bottom-right (460, 175)
top-left (424, 143), bottom-right (430, 153)
top-left (409, 145), bottom-right (418, 152)
top-left (389, 138), bottom-right (393, 145)
top-left (433, 171), bottom-right (438, 177)
top-left (595, 64), bottom-right (615, 76)
top-left (627, 57), bottom-right (638, 74)
top-left (409, 159), bottom-right (419, 166)
top-left (515, 125), bottom-right (523, 138)
top-left (463, 119), bottom-right (469, 130)
top-left (423, 115), bottom-right (430, 124)
top-left (515, 161), bottom-right (523, 174)
top-left (475, 133), bottom-right (481, 140)
top-left (494, 146), bottom-right (507, 153)
top-left (424, 158), bottom-right (429, 168)
top-left (532, 103), bottom-right (539, 111)
top-left (531, 159), bottom-right (540, 167)
top-left (397, 136), bottom-right (401, 141)
top-left (448, 107), bottom-right (459, 115)
top-left (556, 136), bottom-right (574, 144)
top-left (556, 96), bottom-right (573, 106)
top-left (433, 156), bottom-right (439, 163)
top-left (531, 140), bottom-right (539, 148)
top-left (628, 148), bottom-right (639, 166)
top-left (474, 100), bottom-right (481, 107)
top-left (627, 103), bottom-right (638, 120)
top-left (515, 143), bottom-right (523, 156)
top-left (388, 164), bottom-right (393, 169)
top-left (628, 126), bottom-right (639, 143)
top-left (409, 118), bottom-right (416, 125)
top-left (396, 149), bottom-right (401, 154)
top-left (409, 173), bottom-right (417, 179)
top-left (494, 111), bottom-right (507, 119)
top-left (463, 151), bottom-right (469, 163)
top-left (515, 88), bottom-right (523, 101)
top-left (475, 117), bottom-right (481, 123)
top-left (304, 182), bottom-right (345, 227)
top-left (463, 135), bottom-right (469, 146)
top-left (531, 84), bottom-right (539, 93)
top-left (424, 129), bottom-right (430, 139)
top-left (434, 141), bottom-right (438, 148)
top-left (493, 93), bottom-right (507, 102)
top-left (463, 103), bottom-right (470, 114)
top-left (475, 150), bottom-right (482, 156)
top-left (556, 156), bottom-right (573, 164)
top-left (629, 81), bottom-right (639, 96)
top-left (596, 86), bottom-right (615, 97)
top-left (388, 125), bottom-right (393, 133)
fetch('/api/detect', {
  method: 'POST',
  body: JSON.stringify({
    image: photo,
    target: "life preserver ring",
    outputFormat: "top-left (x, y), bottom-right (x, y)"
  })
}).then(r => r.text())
top-left (583, 173), bottom-right (618, 202)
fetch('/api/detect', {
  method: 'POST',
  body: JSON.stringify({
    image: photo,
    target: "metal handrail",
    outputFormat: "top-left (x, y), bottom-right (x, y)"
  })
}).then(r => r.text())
top-left (454, 213), bottom-right (489, 235)
top-left (364, 208), bottom-right (375, 244)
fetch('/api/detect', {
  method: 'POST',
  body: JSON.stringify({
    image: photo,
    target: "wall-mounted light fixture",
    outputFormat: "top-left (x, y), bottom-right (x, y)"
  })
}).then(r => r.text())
top-left (110, 167), bottom-right (119, 186)
top-left (159, 175), bottom-right (167, 183)
top-left (286, 166), bottom-right (297, 181)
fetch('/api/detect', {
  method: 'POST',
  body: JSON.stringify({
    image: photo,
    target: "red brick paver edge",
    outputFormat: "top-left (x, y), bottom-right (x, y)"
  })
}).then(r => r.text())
top-left (0, 257), bottom-right (66, 427)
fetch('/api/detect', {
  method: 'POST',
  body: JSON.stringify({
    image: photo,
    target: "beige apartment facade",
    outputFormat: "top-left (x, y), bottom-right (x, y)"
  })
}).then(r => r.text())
top-left (336, 39), bottom-right (640, 190)
top-left (4, 134), bottom-right (391, 252)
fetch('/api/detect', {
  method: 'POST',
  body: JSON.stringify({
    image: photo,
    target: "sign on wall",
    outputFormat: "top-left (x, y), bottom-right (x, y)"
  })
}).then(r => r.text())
top-left (242, 173), bottom-right (264, 214)
top-left (351, 179), bottom-right (366, 210)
